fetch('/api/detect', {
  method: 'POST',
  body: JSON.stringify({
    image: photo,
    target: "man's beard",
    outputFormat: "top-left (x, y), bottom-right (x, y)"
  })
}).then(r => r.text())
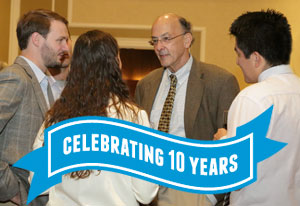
top-left (41, 43), bottom-right (64, 69)
top-left (60, 53), bottom-right (71, 69)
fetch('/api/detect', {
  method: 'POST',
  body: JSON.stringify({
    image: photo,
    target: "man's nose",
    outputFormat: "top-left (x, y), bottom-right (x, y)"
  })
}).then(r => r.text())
top-left (155, 40), bottom-right (164, 50)
top-left (62, 40), bottom-right (70, 52)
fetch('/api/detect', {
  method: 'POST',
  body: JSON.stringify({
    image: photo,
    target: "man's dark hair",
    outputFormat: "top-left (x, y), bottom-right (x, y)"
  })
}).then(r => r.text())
top-left (17, 9), bottom-right (69, 50)
top-left (178, 16), bottom-right (195, 45)
top-left (230, 9), bottom-right (292, 66)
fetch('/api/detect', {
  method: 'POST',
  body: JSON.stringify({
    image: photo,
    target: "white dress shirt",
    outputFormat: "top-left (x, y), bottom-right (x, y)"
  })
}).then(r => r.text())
top-left (150, 56), bottom-right (193, 138)
top-left (227, 65), bottom-right (300, 206)
top-left (48, 75), bottom-right (65, 101)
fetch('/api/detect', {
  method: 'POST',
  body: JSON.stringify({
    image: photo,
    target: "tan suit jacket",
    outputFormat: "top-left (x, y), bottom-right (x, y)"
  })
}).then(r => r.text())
top-left (0, 57), bottom-right (48, 205)
top-left (135, 58), bottom-right (240, 140)
top-left (135, 58), bottom-right (239, 206)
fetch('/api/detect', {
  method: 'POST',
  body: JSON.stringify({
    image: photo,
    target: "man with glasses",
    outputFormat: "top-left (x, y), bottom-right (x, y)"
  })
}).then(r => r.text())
top-left (135, 13), bottom-right (239, 206)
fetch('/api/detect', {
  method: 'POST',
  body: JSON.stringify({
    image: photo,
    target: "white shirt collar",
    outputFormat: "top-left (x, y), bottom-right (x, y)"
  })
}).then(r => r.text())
top-left (48, 75), bottom-right (57, 87)
top-left (258, 64), bottom-right (293, 82)
top-left (166, 55), bottom-right (193, 85)
top-left (20, 56), bottom-right (46, 83)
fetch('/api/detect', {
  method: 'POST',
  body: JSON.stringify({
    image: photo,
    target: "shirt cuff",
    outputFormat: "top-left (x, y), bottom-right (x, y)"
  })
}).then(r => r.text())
top-left (206, 194), bottom-right (217, 205)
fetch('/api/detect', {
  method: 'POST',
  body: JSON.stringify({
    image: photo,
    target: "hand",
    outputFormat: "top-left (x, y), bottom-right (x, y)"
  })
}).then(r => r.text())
top-left (214, 128), bottom-right (227, 140)
top-left (10, 193), bottom-right (21, 205)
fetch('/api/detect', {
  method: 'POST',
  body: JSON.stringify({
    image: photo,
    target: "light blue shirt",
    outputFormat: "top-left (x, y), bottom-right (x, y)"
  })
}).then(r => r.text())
top-left (48, 75), bottom-right (66, 101)
top-left (150, 55), bottom-right (193, 138)
top-left (20, 56), bottom-right (58, 108)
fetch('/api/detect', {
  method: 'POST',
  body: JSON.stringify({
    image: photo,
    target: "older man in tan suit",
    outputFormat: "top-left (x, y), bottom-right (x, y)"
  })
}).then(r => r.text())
top-left (135, 13), bottom-right (240, 206)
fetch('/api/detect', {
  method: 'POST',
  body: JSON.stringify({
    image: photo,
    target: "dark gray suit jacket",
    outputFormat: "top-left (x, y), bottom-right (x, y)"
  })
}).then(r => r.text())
top-left (135, 58), bottom-right (240, 140)
top-left (0, 57), bottom-right (48, 205)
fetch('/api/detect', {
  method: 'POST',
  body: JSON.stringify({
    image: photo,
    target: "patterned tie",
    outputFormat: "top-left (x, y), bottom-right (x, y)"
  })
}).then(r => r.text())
top-left (47, 77), bottom-right (55, 107)
top-left (158, 74), bottom-right (177, 133)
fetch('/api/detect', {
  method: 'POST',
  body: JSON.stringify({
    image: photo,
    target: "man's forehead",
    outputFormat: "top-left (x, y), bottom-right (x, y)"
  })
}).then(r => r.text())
top-left (48, 20), bottom-right (69, 36)
top-left (151, 32), bottom-right (169, 39)
top-left (50, 20), bottom-right (66, 28)
top-left (151, 18), bottom-right (182, 36)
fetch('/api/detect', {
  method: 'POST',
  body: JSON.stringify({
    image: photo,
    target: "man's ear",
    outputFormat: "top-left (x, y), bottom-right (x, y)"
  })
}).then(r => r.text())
top-left (31, 32), bottom-right (43, 47)
top-left (183, 32), bottom-right (193, 48)
top-left (251, 51), bottom-right (263, 68)
top-left (251, 51), bottom-right (270, 73)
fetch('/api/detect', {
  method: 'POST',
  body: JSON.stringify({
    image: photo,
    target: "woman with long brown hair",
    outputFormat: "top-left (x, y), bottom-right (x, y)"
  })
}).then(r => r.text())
top-left (33, 30), bottom-right (158, 206)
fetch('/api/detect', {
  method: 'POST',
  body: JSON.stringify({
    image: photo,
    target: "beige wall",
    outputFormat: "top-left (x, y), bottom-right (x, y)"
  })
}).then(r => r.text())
top-left (20, 0), bottom-right (52, 16)
top-left (1, 0), bottom-right (300, 89)
top-left (71, 0), bottom-right (300, 89)
top-left (0, 0), bottom-right (10, 63)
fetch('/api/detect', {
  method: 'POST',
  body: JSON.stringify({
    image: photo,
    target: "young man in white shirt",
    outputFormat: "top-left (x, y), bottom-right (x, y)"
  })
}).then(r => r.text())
top-left (215, 9), bottom-right (300, 206)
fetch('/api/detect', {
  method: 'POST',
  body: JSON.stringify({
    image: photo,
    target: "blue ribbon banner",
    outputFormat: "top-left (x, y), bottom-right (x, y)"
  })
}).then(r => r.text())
top-left (14, 105), bottom-right (286, 204)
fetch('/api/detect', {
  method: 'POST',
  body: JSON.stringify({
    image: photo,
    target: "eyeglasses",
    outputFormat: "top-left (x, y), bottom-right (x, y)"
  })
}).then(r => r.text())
top-left (149, 32), bottom-right (187, 46)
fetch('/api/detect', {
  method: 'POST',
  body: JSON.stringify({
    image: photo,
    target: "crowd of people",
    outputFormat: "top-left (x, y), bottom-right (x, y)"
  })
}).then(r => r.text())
top-left (0, 8), bottom-right (299, 206)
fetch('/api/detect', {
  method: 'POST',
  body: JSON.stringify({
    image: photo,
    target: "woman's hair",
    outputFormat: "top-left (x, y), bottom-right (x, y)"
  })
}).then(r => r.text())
top-left (45, 30), bottom-right (139, 179)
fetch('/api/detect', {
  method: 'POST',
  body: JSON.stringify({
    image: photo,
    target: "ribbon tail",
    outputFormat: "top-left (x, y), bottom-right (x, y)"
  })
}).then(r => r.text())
top-left (13, 147), bottom-right (45, 171)
top-left (256, 138), bottom-right (287, 162)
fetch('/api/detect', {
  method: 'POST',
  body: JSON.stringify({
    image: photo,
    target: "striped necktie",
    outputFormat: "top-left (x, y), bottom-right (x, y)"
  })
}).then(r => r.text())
top-left (158, 74), bottom-right (177, 133)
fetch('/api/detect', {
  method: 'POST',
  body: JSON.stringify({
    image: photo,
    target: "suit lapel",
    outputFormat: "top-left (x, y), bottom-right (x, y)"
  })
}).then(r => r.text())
top-left (15, 57), bottom-right (49, 118)
top-left (184, 59), bottom-right (205, 138)
top-left (145, 68), bottom-right (165, 115)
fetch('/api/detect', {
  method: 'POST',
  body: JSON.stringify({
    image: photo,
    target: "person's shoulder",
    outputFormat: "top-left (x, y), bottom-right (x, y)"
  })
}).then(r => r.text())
top-left (191, 60), bottom-right (238, 89)
top-left (2, 58), bottom-right (29, 73)
top-left (138, 67), bottom-right (164, 84)
top-left (117, 101), bottom-right (149, 124)
top-left (237, 82), bottom-right (268, 101)
top-left (1, 63), bottom-right (22, 76)
top-left (0, 62), bottom-right (32, 89)
top-left (125, 102), bottom-right (142, 113)
top-left (239, 74), bottom-right (300, 100)
top-left (195, 60), bottom-right (235, 78)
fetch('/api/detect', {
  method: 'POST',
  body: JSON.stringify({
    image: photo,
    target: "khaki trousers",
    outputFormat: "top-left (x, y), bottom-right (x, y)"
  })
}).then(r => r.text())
top-left (157, 186), bottom-right (213, 206)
